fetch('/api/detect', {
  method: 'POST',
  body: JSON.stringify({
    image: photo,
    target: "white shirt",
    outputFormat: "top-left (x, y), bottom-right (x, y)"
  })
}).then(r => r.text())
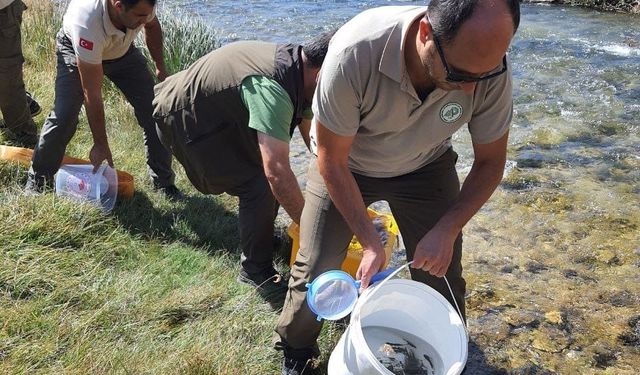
top-left (0, 0), bottom-right (15, 11)
top-left (62, 0), bottom-right (155, 64)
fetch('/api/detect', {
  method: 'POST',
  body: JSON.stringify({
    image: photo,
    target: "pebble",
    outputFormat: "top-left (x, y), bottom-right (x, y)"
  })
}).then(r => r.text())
top-left (525, 261), bottom-right (548, 273)
top-left (593, 347), bottom-right (617, 369)
top-left (500, 264), bottom-right (516, 273)
top-left (618, 315), bottom-right (640, 347)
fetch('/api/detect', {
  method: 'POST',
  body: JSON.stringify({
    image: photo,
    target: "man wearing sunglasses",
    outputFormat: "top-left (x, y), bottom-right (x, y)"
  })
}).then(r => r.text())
top-left (276, 0), bottom-right (520, 373)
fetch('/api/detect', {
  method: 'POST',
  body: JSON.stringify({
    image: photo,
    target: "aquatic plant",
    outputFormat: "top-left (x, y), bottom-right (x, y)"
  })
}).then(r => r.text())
top-left (145, 10), bottom-right (220, 75)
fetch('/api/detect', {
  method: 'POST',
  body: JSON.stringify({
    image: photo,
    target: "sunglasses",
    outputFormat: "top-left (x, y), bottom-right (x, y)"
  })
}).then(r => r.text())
top-left (428, 17), bottom-right (508, 83)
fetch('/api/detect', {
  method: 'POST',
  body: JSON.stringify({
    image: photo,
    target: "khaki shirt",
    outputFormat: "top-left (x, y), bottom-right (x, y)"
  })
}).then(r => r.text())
top-left (312, 6), bottom-right (513, 178)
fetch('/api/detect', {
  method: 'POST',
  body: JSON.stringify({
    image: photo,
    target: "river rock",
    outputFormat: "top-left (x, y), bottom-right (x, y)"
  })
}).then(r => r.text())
top-left (618, 315), bottom-right (640, 347)
top-left (525, 261), bottom-right (548, 274)
top-left (467, 284), bottom-right (498, 308)
top-left (561, 269), bottom-right (578, 278)
top-left (595, 249), bottom-right (620, 265)
top-left (565, 349), bottom-right (582, 360)
top-left (599, 290), bottom-right (636, 307)
top-left (473, 312), bottom-right (512, 343)
top-left (531, 324), bottom-right (572, 353)
top-left (510, 363), bottom-right (556, 375)
top-left (544, 311), bottom-right (564, 325)
top-left (504, 309), bottom-right (541, 334)
top-left (592, 346), bottom-right (618, 369)
top-left (560, 268), bottom-right (597, 283)
top-left (500, 264), bottom-right (517, 273)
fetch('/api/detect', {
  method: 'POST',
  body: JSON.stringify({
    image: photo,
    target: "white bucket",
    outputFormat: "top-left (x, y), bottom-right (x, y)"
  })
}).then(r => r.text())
top-left (55, 164), bottom-right (118, 212)
top-left (328, 279), bottom-right (468, 375)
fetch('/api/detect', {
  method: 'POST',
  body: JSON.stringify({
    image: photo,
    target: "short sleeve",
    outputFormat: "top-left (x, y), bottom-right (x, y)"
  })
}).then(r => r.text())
top-left (312, 47), bottom-right (363, 136)
top-left (468, 58), bottom-right (514, 144)
top-left (68, 24), bottom-right (104, 64)
top-left (240, 75), bottom-right (294, 143)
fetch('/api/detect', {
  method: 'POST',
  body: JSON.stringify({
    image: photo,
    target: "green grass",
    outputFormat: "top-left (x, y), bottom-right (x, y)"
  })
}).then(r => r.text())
top-left (1, 1), bottom-right (342, 373)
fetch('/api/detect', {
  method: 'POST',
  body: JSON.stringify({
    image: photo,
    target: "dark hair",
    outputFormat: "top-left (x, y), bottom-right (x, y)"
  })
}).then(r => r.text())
top-left (302, 30), bottom-right (336, 68)
top-left (427, 0), bottom-right (520, 45)
top-left (120, 0), bottom-right (157, 10)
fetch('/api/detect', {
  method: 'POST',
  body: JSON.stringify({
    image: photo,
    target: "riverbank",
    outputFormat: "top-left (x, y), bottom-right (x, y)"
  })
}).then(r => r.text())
top-left (524, 0), bottom-right (640, 14)
top-left (1, 0), bottom-right (638, 374)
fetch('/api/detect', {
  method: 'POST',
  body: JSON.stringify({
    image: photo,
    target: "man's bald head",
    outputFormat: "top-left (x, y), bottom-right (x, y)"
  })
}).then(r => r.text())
top-left (427, 0), bottom-right (520, 45)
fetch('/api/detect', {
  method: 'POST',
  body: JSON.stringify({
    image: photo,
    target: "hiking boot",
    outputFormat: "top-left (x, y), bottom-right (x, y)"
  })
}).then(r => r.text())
top-left (154, 184), bottom-right (185, 201)
top-left (282, 356), bottom-right (315, 375)
top-left (26, 92), bottom-right (42, 117)
top-left (237, 267), bottom-right (288, 299)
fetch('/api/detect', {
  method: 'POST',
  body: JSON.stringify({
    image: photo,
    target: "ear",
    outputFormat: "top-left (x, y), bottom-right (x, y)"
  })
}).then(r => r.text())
top-left (418, 18), bottom-right (430, 44)
top-left (113, 0), bottom-right (124, 12)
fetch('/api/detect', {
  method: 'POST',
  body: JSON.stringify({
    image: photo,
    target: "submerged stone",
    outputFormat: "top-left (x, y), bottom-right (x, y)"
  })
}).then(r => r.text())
top-left (500, 264), bottom-right (516, 273)
top-left (618, 315), bottom-right (640, 347)
top-left (595, 249), bottom-right (620, 265)
top-left (544, 311), bottom-right (564, 325)
top-left (599, 290), bottom-right (636, 307)
top-left (505, 310), bottom-right (542, 335)
top-left (561, 269), bottom-right (578, 278)
top-left (592, 348), bottom-right (617, 369)
top-left (501, 168), bottom-right (541, 190)
top-left (511, 363), bottom-right (556, 375)
top-left (525, 261), bottom-right (548, 274)
top-left (531, 324), bottom-right (572, 353)
top-left (474, 312), bottom-right (511, 342)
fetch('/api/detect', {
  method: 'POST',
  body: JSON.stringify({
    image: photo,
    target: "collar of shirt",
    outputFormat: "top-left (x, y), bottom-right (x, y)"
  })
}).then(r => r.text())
top-left (378, 6), bottom-right (450, 103)
top-left (378, 7), bottom-right (427, 85)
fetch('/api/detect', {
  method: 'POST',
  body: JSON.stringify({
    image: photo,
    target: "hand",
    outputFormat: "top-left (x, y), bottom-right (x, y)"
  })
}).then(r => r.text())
top-left (411, 227), bottom-right (456, 277)
top-left (156, 67), bottom-right (169, 82)
top-left (356, 245), bottom-right (387, 292)
top-left (89, 143), bottom-right (114, 172)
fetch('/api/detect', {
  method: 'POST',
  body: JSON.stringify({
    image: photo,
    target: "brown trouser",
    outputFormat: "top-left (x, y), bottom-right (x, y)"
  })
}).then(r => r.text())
top-left (0, 0), bottom-right (36, 136)
top-left (275, 148), bottom-right (466, 353)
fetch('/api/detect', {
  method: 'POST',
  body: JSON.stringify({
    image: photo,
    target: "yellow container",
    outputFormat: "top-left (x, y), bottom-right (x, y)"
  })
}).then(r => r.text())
top-left (287, 209), bottom-right (399, 278)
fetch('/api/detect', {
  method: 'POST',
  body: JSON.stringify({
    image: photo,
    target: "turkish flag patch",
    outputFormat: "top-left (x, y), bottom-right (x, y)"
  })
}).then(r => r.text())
top-left (79, 38), bottom-right (94, 51)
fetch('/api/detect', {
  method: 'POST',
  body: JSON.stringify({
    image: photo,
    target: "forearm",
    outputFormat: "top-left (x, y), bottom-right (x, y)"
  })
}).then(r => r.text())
top-left (319, 159), bottom-right (383, 253)
top-left (145, 23), bottom-right (166, 73)
top-left (266, 166), bottom-right (304, 224)
top-left (83, 91), bottom-right (108, 147)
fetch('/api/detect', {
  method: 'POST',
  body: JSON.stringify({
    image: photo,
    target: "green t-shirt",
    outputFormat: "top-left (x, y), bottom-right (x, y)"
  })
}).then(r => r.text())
top-left (240, 75), bottom-right (294, 143)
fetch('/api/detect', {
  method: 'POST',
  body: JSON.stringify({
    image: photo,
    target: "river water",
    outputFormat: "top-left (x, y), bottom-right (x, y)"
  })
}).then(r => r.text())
top-left (165, 2), bottom-right (639, 374)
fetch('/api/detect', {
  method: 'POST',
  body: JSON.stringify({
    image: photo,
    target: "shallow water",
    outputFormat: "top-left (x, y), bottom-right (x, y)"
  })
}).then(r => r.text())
top-left (364, 325), bottom-right (443, 375)
top-left (166, 2), bottom-right (639, 373)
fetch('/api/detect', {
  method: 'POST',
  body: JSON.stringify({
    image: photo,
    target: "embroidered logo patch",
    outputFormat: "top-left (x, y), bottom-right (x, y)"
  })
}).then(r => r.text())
top-left (79, 38), bottom-right (94, 51)
top-left (440, 102), bottom-right (463, 123)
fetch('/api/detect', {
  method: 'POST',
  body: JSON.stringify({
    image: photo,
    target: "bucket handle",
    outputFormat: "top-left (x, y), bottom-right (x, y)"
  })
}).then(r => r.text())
top-left (361, 261), bottom-right (469, 341)
top-left (92, 163), bottom-right (108, 199)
